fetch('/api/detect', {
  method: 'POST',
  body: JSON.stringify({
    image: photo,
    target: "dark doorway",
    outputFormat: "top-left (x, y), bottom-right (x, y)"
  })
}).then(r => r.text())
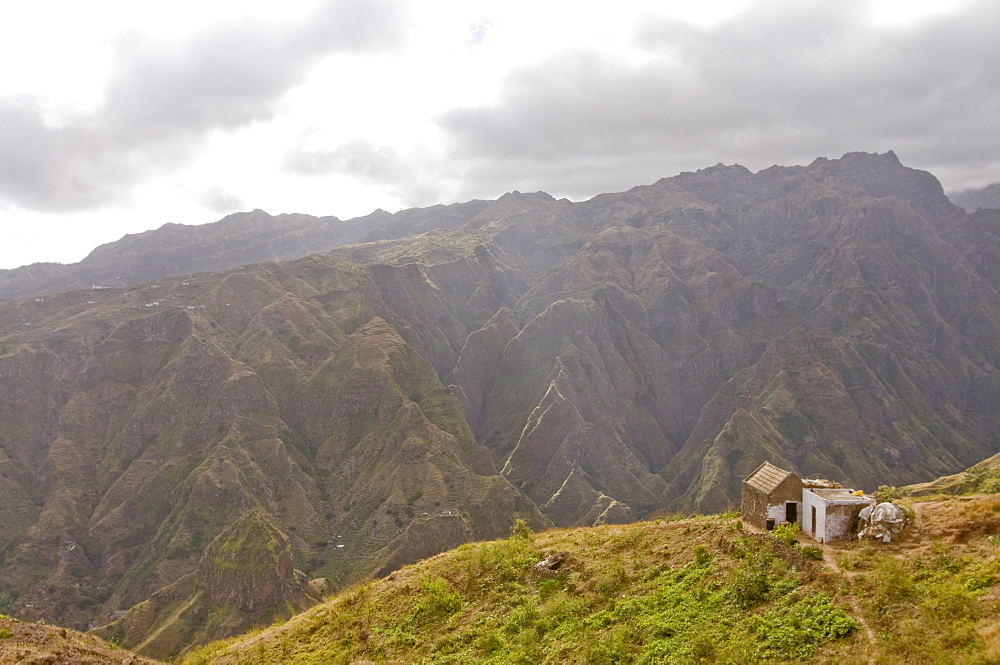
top-left (811, 506), bottom-right (817, 535)
top-left (785, 502), bottom-right (797, 524)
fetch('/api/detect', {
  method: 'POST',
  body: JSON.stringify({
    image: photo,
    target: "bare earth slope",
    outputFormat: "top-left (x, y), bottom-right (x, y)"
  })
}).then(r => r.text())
top-left (901, 451), bottom-right (1000, 496)
top-left (435, 151), bottom-right (999, 515)
top-left (0, 614), bottom-right (162, 665)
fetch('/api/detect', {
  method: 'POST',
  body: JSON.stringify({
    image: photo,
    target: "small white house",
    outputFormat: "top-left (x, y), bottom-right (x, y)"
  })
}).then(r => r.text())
top-left (802, 488), bottom-right (875, 543)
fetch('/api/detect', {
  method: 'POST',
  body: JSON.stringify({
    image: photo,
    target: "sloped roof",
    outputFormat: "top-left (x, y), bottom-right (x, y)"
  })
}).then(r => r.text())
top-left (744, 461), bottom-right (797, 495)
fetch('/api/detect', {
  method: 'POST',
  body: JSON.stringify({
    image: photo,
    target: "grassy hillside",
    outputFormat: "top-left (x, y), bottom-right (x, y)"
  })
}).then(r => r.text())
top-left (185, 515), bottom-right (855, 664)
top-left (183, 494), bottom-right (1000, 664)
top-left (901, 451), bottom-right (1000, 497)
top-left (2, 493), bottom-right (997, 663)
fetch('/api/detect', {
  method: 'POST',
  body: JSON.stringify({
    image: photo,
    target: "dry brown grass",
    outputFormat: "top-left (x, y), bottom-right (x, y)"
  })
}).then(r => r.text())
top-left (0, 615), bottom-right (164, 665)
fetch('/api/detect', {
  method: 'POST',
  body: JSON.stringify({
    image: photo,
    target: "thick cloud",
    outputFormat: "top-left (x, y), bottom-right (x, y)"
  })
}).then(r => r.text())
top-left (5, 0), bottom-right (997, 222)
top-left (285, 139), bottom-right (407, 180)
top-left (285, 138), bottom-right (443, 207)
top-left (0, 0), bottom-right (403, 212)
top-left (439, 0), bottom-right (1000, 198)
top-left (198, 186), bottom-right (246, 214)
top-left (0, 97), bottom-right (119, 211)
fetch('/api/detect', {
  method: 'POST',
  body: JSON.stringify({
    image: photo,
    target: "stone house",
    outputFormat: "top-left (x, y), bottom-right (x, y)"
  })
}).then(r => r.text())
top-left (741, 461), bottom-right (803, 530)
top-left (802, 487), bottom-right (875, 543)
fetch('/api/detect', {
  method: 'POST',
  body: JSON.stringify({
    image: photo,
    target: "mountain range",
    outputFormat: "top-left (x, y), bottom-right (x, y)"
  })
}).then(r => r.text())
top-left (0, 150), bottom-right (997, 657)
top-left (949, 182), bottom-right (1000, 213)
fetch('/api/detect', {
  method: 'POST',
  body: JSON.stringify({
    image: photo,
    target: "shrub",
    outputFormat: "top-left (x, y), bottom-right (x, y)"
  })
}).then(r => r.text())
top-left (978, 477), bottom-right (1000, 494)
top-left (875, 485), bottom-right (896, 503)
top-left (510, 518), bottom-right (534, 541)
top-left (537, 578), bottom-right (563, 597)
top-left (750, 594), bottom-right (857, 660)
top-left (836, 542), bottom-right (875, 571)
top-left (726, 566), bottom-right (770, 609)
top-left (801, 545), bottom-right (824, 560)
top-left (773, 523), bottom-right (798, 546)
top-left (410, 576), bottom-right (462, 624)
top-left (863, 557), bottom-right (917, 620)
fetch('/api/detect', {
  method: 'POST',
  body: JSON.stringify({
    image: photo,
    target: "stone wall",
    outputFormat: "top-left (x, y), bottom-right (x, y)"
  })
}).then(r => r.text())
top-left (741, 485), bottom-right (770, 529)
top-left (803, 489), bottom-right (874, 543)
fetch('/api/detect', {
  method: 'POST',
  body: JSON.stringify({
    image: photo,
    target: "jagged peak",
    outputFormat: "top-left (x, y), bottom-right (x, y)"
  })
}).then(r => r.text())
top-left (498, 190), bottom-right (556, 202)
top-left (696, 162), bottom-right (752, 175)
top-left (840, 149), bottom-right (900, 164)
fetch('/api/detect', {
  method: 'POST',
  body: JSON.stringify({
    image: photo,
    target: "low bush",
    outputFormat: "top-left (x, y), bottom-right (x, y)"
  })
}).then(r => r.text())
top-left (772, 523), bottom-right (799, 546)
top-left (510, 518), bottom-right (534, 541)
top-left (801, 545), bottom-right (824, 560)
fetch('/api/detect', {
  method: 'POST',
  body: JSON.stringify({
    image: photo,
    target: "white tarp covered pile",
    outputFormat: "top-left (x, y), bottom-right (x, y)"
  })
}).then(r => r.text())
top-left (857, 502), bottom-right (908, 542)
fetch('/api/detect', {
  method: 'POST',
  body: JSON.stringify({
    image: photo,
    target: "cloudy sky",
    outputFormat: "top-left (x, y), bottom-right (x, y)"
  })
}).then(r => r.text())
top-left (0, 0), bottom-right (996, 269)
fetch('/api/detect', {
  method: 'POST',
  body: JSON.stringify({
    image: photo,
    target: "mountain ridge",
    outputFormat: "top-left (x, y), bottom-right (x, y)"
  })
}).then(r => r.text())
top-left (0, 199), bottom-right (494, 303)
top-left (0, 151), bottom-right (997, 656)
top-left (949, 182), bottom-right (1000, 212)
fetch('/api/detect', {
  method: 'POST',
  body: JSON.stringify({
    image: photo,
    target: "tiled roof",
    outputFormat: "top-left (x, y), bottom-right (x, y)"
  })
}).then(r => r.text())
top-left (744, 461), bottom-right (795, 494)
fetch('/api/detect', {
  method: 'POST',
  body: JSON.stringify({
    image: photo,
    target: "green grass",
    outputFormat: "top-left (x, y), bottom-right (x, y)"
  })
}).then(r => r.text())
top-left (185, 519), bottom-right (860, 664)
top-left (847, 541), bottom-right (1000, 663)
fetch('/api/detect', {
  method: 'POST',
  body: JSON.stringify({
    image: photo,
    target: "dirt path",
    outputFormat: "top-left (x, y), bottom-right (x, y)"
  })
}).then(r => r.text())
top-left (790, 531), bottom-right (880, 664)
top-left (822, 544), bottom-right (878, 664)
top-left (742, 522), bottom-right (881, 660)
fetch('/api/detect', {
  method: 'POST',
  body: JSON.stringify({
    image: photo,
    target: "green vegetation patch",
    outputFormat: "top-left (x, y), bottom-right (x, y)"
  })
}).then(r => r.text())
top-left (845, 540), bottom-right (1000, 663)
top-left (187, 519), bottom-right (858, 664)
